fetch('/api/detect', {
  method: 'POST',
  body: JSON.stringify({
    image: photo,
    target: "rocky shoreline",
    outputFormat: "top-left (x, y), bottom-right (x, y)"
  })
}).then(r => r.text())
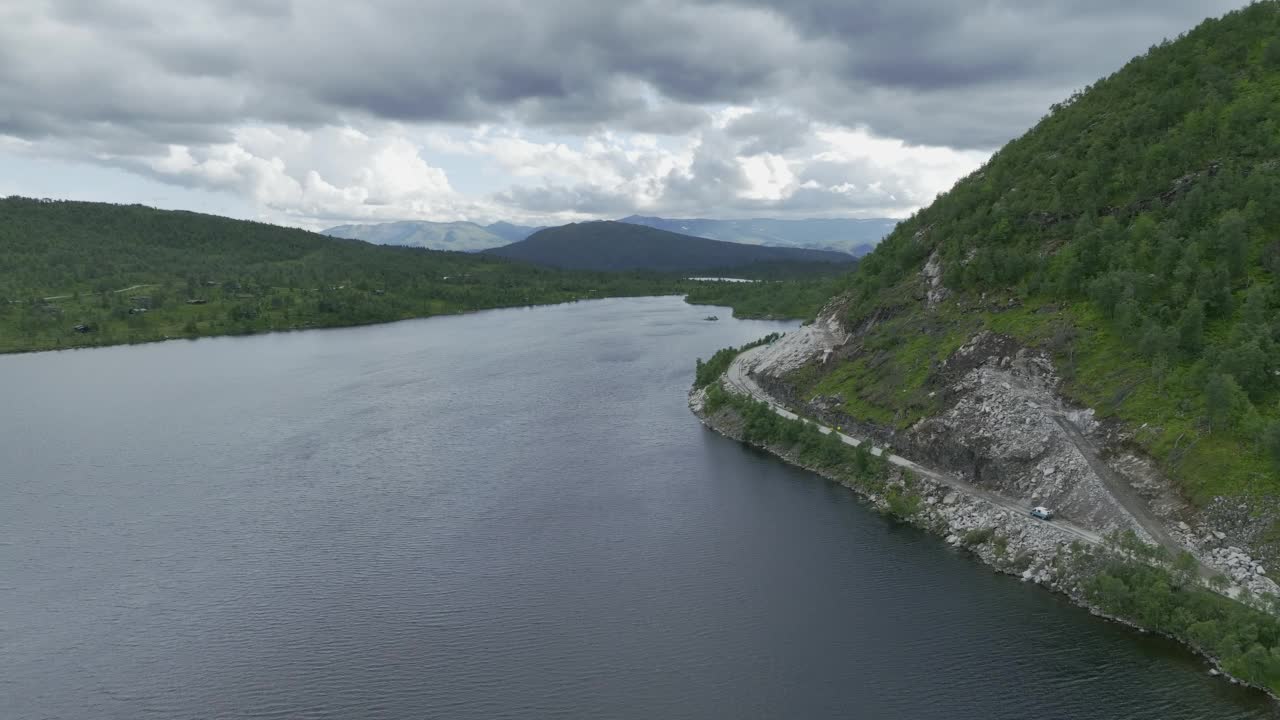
top-left (690, 383), bottom-right (1280, 701)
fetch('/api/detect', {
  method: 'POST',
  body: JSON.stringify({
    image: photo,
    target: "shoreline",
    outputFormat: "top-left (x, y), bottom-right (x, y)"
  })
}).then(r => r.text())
top-left (689, 382), bottom-right (1280, 703)
top-left (0, 293), bottom-right (701, 357)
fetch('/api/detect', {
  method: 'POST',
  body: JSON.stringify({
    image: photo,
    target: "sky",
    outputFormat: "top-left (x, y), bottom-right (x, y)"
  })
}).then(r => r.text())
top-left (0, 0), bottom-right (1248, 230)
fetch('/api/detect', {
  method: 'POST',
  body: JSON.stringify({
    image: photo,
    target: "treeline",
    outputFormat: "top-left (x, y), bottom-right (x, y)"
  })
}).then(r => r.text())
top-left (685, 278), bottom-right (839, 320)
top-left (0, 198), bottom-right (836, 353)
top-left (835, 2), bottom-right (1280, 497)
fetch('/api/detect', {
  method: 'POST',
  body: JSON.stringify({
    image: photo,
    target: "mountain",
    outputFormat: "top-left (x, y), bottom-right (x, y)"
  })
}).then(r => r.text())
top-left (485, 221), bottom-right (546, 244)
top-left (323, 216), bottom-right (892, 256)
top-left (322, 220), bottom-right (542, 252)
top-left (696, 3), bottom-right (1280, 689)
top-left (485, 221), bottom-right (857, 272)
top-left (618, 215), bottom-right (897, 255)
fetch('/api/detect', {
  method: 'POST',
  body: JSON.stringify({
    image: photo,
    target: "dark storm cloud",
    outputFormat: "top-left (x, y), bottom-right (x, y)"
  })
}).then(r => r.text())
top-left (0, 0), bottom-right (1250, 151)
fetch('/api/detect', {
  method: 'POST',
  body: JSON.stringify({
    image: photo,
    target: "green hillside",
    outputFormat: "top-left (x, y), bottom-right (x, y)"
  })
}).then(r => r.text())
top-left (801, 2), bottom-right (1280, 502)
top-left (0, 198), bottom-right (682, 353)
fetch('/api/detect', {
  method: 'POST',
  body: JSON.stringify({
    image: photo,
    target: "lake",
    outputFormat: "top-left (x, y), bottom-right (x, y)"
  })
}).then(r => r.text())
top-left (2, 296), bottom-right (1274, 719)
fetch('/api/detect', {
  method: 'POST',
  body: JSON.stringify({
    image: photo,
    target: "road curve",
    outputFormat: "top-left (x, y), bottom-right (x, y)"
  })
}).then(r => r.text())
top-left (723, 345), bottom-right (1104, 547)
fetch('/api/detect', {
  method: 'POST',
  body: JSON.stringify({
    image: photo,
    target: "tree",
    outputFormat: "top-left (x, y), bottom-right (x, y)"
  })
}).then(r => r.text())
top-left (1205, 373), bottom-right (1250, 432)
top-left (1218, 210), bottom-right (1249, 280)
top-left (1219, 339), bottom-right (1269, 399)
top-left (1265, 38), bottom-right (1280, 69)
top-left (1173, 551), bottom-right (1199, 588)
top-left (1178, 298), bottom-right (1205, 355)
top-left (1242, 285), bottom-right (1272, 328)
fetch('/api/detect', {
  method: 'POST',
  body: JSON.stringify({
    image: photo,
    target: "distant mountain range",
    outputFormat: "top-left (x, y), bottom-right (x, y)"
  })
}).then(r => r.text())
top-left (618, 215), bottom-right (897, 256)
top-left (324, 215), bottom-right (897, 255)
top-left (484, 221), bottom-right (857, 272)
top-left (322, 220), bottom-right (543, 252)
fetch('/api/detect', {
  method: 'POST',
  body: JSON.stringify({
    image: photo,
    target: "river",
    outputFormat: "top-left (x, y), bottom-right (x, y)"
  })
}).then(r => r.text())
top-left (2, 296), bottom-right (1273, 719)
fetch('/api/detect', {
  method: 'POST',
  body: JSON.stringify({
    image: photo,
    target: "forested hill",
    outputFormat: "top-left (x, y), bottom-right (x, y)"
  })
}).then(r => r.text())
top-left (805, 1), bottom-right (1280, 503)
top-left (0, 198), bottom-right (680, 352)
top-left (485, 220), bottom-right (856, 271)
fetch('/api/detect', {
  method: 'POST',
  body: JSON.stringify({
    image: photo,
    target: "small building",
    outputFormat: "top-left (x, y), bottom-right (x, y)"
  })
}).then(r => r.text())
top-left (185, 298), bottom-right (208, 305)
top-left (72, 323), bottom-right (92, 333)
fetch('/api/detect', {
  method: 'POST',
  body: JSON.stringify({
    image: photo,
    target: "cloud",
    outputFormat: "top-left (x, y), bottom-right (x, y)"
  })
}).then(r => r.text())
top-left (0, 0), bottom-right (1250, 225)
top-left (490, 113), bottom-right (986, 220)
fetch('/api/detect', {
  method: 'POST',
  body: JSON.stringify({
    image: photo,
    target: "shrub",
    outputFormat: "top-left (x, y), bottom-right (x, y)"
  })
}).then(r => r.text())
top-left (962, 527), bottom-right (995, 546)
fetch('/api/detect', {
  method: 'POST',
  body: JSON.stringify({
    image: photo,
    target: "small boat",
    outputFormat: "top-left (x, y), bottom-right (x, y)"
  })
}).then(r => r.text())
top-left (704, 315), bottom-right (719, 321)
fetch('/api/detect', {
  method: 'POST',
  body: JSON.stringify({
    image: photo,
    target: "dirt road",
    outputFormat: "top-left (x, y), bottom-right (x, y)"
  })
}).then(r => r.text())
top-left (723, 346), bottom-right (1104, 546)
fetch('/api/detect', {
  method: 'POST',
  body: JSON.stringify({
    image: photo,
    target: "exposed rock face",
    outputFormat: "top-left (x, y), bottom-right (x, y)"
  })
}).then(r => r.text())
top-left (746, 306), bottom-right (847, 378)
top-left (912, 350), bottom-right (1141, 538)
top-left (921, 250), bottom-right (950, 308)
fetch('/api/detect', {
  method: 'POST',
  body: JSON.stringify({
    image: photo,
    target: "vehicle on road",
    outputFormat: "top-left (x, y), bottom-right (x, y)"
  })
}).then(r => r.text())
top-left (1030, 506), bottom-right (1054, 520)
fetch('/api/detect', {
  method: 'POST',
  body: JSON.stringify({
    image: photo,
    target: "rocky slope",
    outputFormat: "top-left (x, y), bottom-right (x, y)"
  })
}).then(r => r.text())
top-left (734, 300), bottom-right (1280, 600)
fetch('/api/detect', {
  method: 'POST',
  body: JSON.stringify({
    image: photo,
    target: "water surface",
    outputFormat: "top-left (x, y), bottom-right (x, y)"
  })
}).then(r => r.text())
top-left (2, 296), bottom-right (1273, 719)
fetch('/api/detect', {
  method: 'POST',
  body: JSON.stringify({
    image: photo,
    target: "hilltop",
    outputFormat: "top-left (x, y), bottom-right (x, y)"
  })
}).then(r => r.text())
top-left (619, 215), bottom-right (896, 255)
top-left (485, 220), bottom-right (856, 272)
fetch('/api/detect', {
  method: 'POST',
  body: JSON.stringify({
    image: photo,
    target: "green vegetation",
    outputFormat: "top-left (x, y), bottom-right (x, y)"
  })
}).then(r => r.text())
top-left (807, 2), bottom-right (1280, 501)
top-left (701, 382), bottom-right (901, 507)
top-left (962, 527), bottom-right (995, 546)
top-left (0, 198), bottom-right (829, 353)
top-left (684, 277), bottom-right (840, 320)
top-left (1074, 531), bottom-right (1280, 692)
top-left (692, 333), bottom-right (781, 389)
